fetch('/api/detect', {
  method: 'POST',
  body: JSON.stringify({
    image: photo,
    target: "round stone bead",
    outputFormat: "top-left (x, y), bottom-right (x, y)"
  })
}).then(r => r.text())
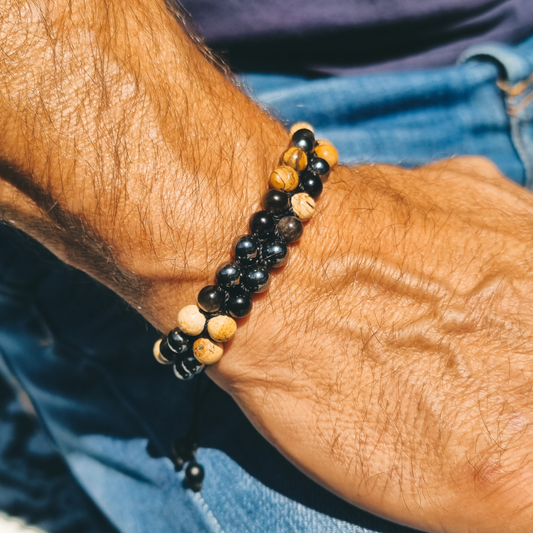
top-left (227, 290), bottom-right (253, 318)
top-left (173, 353), bottom-right (205, 380)
top-left (289, 122), bottom-right (314, 136)
top-left (197, 285), bottom-right (224, 313)
top-left (281, 147), bottom-right (308, 172)
top-left (262, 189), bottom-right (290, 215)
top-left (291, 128), bottom-right (315, 154)
top-left (309, 157), bottom-right (330, 180)
top-left (261, 240), bottom-right (288, 268)
top-left (233, 235), bottom-right (258, 266)
top-left (249, 210), bottom-right (275, 239)
top-left (242, 265), bottom-right (270, 293)
top-left (207, 314), bottom-right (237, 343)
top-left (315, 140), bottom-right (338, 167)
top-left (300, 172), bottom-right (323, 198)
top-left (291, 192), bottom-right (316, 221)
top-left (216, 262), bottom-right (241, 289)
top-left (277, 216), bottom-right (303, 243)
top-left (153, 338), bottom-right (173, 365)
top-left (167, 327), bottom-right (193, 356)
top-left (177, 305), bottom-right (206, 336)
top-left (193, 337), bottom-right (224, 365)
top-left (269, 166), bottom-right (299, 192)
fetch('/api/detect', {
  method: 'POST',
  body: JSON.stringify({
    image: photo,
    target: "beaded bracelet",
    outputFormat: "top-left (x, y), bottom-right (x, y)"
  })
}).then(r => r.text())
top-left (153, 122), bottom-right (338, 380)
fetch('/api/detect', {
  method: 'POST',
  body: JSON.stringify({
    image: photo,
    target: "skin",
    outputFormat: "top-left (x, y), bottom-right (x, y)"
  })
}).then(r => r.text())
top-left (1, 1), bottom-right (533, 531)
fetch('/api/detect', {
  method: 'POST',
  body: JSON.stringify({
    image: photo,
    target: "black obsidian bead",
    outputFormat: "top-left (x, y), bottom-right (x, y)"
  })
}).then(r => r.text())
top-left (167, 327), bottom-right (193, 357)
top-left (226, 290), bottom-right (253, 318)
top-left (186, 461), bottom-right (204, 492)
top-left (277, 216), bottom-right (303, 243)
top-left (262, 189), bottom-right (290, 215)
top-left (242, 265), bottom-right (270, 293)
top-left (309, 157), bottom-right (330, 179)
top-left (300, 172), bottom-right (323, 198)
top-left (233, 235), bottom-right (259, 266)
top-left (249, 210), bottom-right (275, 239)
top-left (291, 128), bottom-right (315, 154)
top-left (216, 262), bottom-right (241, 289)
top-left (197, 285), bottom-right (224, 313)
top-left (159, 336), bottom-right (177, 364)
top-left (173, 352), bottom-right (204, 381)
top-left (261, 240), bottom-right (289, 268)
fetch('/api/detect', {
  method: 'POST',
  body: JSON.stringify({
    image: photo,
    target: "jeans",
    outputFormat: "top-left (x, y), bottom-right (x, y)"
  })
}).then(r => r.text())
top-left (1, 34), bottom-right (533, 533)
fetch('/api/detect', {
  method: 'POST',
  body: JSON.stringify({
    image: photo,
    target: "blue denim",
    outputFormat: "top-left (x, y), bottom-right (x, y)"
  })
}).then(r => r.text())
top-left (1, 34), bottom-right (533, 533)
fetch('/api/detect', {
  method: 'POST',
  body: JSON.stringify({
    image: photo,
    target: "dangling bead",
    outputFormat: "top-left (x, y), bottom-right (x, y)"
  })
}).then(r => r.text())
top-left (186, 460), bottom-right (205, 492)
top-left (289, 122), bottom-right (314, 136)
top-left (277, 216), bottom-right (303, 243)
top-left (198, 285), bottom-right (225, 313)
top-left (315, 140), bottom-right (338, 168)
top-left (291, 192), bottom-right (316, 221)
top-left (193, 337), bottom-right (224, 365)
top-left (177, 305), bottom-right (206, 336)
top-left (207, 315), bottom-right (237, 343)
top-left (269, 166), bottom-right (299, 192)
top-left (281, 147), bottom-right (308, 172)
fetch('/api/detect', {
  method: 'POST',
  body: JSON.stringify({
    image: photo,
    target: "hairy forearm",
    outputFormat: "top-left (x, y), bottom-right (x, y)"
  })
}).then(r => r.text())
top-left (0, 0), bottom-right (286, 312)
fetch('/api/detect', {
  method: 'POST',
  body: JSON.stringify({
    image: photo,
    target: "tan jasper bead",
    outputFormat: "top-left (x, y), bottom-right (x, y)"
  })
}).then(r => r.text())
top-left (153, 339), bottom-right (168, 365)
top-left (177, 305), bottom-right (206, 336)
top-left (193, 337), bottom-right (224, 365)
top-left (315, 140), bottom-right (339, 168)
top-left (281, 147), bottom-right (308, 172)
top-left (291, 192), bottom-right (316, 221)
top-left (269, 166), bottom-right (299, 191)
top-left (289, 121), bottom-right (315, 136)
top-left (207, 315), bottom-right (237, 343)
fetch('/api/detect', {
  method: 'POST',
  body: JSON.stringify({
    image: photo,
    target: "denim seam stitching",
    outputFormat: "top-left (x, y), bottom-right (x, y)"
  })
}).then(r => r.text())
top-left (191, 492), bottom-right (226, 533)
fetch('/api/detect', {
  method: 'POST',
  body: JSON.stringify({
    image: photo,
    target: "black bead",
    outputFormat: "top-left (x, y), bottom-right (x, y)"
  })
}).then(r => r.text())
top-left (262, 189), bottom-right (290, 215)
top-left (242, 265), bottom-right (270, 293)
top-left (249, 210), bottom-right (275, 239)
top-left (291, 128), bottom-right (315, 154)
top-left (309, 157), bottom-right (330, 179)
top-left (159, 336), bottom-right (176, 364)
top-left (198, 285), bottom-right (224, 313)
top-left (173, 437), bottom-right (196, 464)
top-left (227, 290), bottom-right (253, 318)
top-left (233, 235), bottom-right (259, 266)
top-left (186, 461), bottom-right (204, 492)
top-left (173, 362), bottom-right (196, 381)
top-left (261, 240), bottom-right (289, 268)
top-left (277, 216), bottom-right (303, 243)
top-left (167, 327), bottom-right (193, 356)
top-left (300, 172), bottom-right (323, 198)
top-left (175, 352), bottom-right (204, 378)
top-left (216, 262), bottom-right (241, 289)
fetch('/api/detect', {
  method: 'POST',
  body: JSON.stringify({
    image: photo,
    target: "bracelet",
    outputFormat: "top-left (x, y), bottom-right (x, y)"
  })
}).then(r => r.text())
top-left (153, 122), bottom-right (338, 380)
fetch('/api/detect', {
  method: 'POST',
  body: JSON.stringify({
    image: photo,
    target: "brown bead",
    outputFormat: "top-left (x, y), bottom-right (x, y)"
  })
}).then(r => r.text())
top-left (207, 315), bottom-right (237, 343)
top-left (315, 140), bottom-right (339, 168)
top-left (281, 147), bottom-right (308, 172)
top-left (177, 305), bottom-right (206, 336)
top-left (193, 337), bottom-right (224, 365)
top-left (269, 166), bottom-right (299, 192)
top-left (153, 339), bottom-right (170, 365)
top-left (291, 192), bottom-right (316, 221)
top-left (289, 122), bottom-right (314, 136)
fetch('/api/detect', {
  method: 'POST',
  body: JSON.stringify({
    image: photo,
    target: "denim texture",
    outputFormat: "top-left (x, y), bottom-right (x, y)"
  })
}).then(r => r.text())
top-left (1, 34), bottom-right (533, 533)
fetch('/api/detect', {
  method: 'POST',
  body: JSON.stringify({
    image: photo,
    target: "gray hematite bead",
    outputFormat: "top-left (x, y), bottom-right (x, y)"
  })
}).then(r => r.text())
top-left (278, 216), bottom-right (303, 243)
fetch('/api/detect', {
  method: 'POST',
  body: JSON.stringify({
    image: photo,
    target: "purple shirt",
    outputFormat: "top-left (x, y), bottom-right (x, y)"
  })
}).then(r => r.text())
top-left (179, 0), bottom-right (533, 75)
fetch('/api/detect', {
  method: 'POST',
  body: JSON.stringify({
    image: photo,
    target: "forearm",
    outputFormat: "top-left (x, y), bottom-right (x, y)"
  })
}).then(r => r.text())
top-left (0, 0), bottom-right (286, 318)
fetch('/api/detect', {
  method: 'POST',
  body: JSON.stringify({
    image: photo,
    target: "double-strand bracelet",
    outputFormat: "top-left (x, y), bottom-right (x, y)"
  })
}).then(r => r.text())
top-left (153, 122), bottom-right (338, 379)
